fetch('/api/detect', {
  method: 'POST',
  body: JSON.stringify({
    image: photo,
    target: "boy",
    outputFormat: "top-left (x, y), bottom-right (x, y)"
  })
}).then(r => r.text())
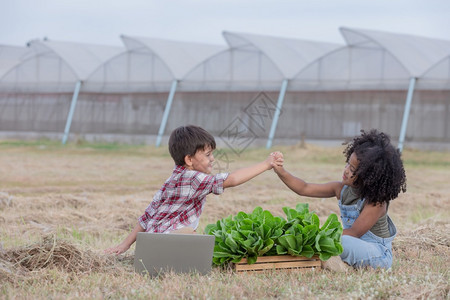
top-left (105, 125), bottom-right (278, 255)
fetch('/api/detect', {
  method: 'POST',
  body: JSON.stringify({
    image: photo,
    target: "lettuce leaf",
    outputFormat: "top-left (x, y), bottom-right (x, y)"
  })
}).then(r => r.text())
top-left (206, 204), bottom-right (343, 265)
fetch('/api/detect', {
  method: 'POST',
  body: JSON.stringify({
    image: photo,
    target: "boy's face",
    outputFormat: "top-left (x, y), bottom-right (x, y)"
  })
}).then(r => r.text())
top-left (186, 145), bottom-right (215, 174)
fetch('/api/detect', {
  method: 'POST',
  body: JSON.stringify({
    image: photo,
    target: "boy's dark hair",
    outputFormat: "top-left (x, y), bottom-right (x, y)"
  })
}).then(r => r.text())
top-left (168, 125), bottom-right (216, 166)
top-left (343, 129), bottom-right (407, 206)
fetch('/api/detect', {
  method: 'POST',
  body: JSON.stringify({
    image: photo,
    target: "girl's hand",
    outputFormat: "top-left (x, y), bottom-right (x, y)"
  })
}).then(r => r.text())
top-left (270, 151), bottom-right (283, 160)
top-left (270, 151), bottom-right (284, 172)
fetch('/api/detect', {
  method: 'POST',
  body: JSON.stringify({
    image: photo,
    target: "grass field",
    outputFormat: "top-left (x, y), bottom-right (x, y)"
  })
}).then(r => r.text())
top-left (0, 140), bottom-right (449, 299)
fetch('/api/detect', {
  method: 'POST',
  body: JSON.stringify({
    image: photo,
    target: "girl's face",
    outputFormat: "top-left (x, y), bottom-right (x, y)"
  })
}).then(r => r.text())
top-left (342, 152), bottom-right (359, 186)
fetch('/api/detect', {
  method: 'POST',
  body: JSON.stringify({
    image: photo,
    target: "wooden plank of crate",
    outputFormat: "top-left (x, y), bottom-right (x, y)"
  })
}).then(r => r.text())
top-left (235, 260), bottom-right (321, 272)
top-left (238, 267), bottom-right (318, 274)
top-left (237, 255), bottom-right (319, 265)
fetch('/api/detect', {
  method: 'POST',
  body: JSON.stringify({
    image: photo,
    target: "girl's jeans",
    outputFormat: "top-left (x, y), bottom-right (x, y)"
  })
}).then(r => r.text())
top-left (338, 197), bottom-right (397, 269)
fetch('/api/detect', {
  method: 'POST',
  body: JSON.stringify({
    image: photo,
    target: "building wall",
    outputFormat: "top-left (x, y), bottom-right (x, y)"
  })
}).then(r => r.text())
top-left (0, 90), bottom-right (449, 144)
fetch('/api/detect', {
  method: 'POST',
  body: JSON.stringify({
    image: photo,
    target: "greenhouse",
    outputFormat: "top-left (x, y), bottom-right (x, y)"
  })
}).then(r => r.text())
top-left (0, 39), bottom-right (124, 142)
top-left (0, 45), bottom-right (32, 79)
top-left (0, 28), bottom-right (449, 149)
top-left (283, 27), bottom-right (450, 151)
top-left (177, 31), bottom-right (343, 149)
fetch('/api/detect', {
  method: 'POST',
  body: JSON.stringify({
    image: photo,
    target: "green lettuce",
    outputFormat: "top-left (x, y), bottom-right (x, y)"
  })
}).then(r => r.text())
top-left (205, 203), bottom-right (343, 265)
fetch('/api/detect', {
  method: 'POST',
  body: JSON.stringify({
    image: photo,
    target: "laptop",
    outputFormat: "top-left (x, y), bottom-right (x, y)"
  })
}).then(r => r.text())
top-left (133, 232), bottom-right (215, 276)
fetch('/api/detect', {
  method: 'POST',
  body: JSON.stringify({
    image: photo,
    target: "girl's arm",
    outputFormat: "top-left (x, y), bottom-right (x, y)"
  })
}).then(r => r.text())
top-left (274, 165), bottom-right (342, 199)
top-left (223, 155), bottom-right (274, 188)
top-left (343, 203), bottom-right (387, 237)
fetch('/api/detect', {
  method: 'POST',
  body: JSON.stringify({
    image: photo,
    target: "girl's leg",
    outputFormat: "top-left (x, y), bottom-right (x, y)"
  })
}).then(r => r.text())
top-left (321, 255), bottom-right (351, 272)
top-left (340, 235), bottom-right (392, 269)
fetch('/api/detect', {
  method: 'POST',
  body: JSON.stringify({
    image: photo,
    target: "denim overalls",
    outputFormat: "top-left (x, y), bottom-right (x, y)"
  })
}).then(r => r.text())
top-left (338, 185), bottom-right (397, 269)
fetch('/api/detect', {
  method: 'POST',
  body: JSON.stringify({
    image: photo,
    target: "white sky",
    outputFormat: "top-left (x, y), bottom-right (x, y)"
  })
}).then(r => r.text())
top-left (1, 0), bottom-right (449, 47)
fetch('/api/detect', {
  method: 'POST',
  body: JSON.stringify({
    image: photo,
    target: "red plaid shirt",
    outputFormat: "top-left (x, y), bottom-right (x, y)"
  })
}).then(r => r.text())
top-left (138, 165), bottom-right (228, 233)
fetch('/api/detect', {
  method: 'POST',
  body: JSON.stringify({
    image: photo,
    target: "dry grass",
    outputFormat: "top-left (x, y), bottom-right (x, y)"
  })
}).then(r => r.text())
top-left (0, 140), bottom-right (449, 299)
top-left (0, 234), bottom-right (116, 285)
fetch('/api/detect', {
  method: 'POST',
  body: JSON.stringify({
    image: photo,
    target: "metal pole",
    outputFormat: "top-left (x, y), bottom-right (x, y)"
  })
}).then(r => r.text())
top-left (62, 80), bottom-right (82, 144)
top-left (398, 77), bottom-right (416, 153)
top-left (156, 80), bottom-right (178, 147)
top-left (266, 79), bottom-right (289, 149)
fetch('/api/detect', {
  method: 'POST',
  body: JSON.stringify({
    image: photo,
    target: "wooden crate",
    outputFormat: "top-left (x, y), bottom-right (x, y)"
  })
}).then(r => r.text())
top-left (234, 255), bottom-right (321, 273)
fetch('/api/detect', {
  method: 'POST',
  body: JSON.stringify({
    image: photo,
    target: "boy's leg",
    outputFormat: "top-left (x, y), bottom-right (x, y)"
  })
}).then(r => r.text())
top-left (340, 235), bottom-right (392, 269)
top-left (169, 227), bottom-right (197, 234)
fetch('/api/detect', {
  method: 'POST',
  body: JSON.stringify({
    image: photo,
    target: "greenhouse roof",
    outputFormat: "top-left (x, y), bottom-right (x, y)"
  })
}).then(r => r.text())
top-left (0, 45), bottom-right (32, 78)
top-left (28, 39), bottom-right (124, 80)
top-left (121, 35), bottom-right (227, 79)
top-left (223, 31), bottom-right (342, 79)
top-left (340, 27), bottom-right (450, 77)
top-left (418, 54), bottom-right (450, 90)
top-left (422, 55), bottom-right (450, 79)
top-left (0, 39), bottom-right (125, 92)
top-left (2, 28), bottom-right (449, 93)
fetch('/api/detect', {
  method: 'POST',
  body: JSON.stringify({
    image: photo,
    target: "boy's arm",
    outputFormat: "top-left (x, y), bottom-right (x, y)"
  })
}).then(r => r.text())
top-left (104, 223), bottom-right (145, 255)
top-left (223, 155), bottom-right (274, 188)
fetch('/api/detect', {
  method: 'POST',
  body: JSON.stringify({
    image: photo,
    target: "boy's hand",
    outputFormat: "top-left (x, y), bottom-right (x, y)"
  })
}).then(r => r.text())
top-left (270, 151), bottom-right (284, 173)
top-left (265, 152), bottom-right (277, 169)
top-left (104, 242), bottom-right (130, 255)
top-left (271, 151), bottom-right (283, 161)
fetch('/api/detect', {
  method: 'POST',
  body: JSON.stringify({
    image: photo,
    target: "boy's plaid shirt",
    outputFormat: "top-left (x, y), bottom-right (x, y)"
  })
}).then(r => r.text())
top-left (138, 165), bottom-right (228, 233)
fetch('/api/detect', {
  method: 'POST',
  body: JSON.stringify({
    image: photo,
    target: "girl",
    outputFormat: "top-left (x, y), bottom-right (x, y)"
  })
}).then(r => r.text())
top-left (273, 129), bottom-right (406, 269)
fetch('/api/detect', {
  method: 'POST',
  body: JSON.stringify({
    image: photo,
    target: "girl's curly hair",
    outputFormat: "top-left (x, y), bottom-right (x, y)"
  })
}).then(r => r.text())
top-left (343, 129), bottom-right (407, 206)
